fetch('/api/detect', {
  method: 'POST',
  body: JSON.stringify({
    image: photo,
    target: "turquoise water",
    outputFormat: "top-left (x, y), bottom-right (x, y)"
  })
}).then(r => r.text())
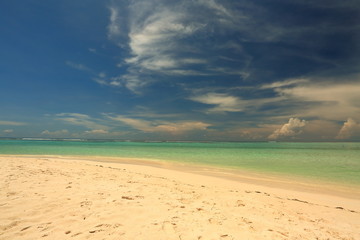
top-left (1, 140), bottom-right (360, 185)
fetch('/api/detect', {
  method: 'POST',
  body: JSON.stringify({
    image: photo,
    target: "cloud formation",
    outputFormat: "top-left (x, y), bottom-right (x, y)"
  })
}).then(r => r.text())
top-left (84, 129), bottom-right (109, 134)
top-left (5, 0), bottom-right (359, 141)
top-left (104, 0), bottom-right (360, 93)
top-left (0, 121), bottom-right (26, 126)
top-left (189, 93), bottom-right (244, 113)
top-left (106, 0), bottom-right (255, 92)
top-left (56, 113), bottom-right (110, 130)
top-left (108, 7), bottom-right (121, 38)
top-left (336, 118), bottom-right (359, 140)
top-left (268, 118), bottom-right (306, 140)
top-left (109, 115), bottom-right (210, 135)
top-left (272, 80), bottom-right (360, 121)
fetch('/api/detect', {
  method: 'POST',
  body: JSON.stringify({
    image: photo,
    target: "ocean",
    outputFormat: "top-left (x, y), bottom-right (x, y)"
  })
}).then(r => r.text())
top-left (1, 140), bottom-right (359, 186)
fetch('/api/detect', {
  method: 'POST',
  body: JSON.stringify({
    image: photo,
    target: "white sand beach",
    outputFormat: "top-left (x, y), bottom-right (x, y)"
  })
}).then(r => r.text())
top-left (1, 155), bottom-right (359, 240)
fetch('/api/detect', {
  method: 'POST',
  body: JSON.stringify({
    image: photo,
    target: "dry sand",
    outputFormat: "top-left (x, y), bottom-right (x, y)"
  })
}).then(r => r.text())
top-left (1, 155), bottom-right (359, 240)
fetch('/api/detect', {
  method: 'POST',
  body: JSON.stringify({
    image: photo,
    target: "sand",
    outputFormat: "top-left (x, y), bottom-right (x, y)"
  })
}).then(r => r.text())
top-left (1, 155), bottom-right (359, 240)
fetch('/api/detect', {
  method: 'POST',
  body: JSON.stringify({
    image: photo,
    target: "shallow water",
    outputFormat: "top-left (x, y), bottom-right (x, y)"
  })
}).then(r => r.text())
top-left (1, 140), bottom-right (359, 185)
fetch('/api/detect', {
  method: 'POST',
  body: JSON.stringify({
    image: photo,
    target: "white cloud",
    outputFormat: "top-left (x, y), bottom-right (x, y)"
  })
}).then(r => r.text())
top-left (108, 7), bottom-right (121, 37)
top-left (189, 93), bottom-right (244, 113)
top-left (109, 80), bottom-right (122, 87)
top-left (124, 3), bottom-right (204, 77)
top-left (275, 81), bottom-right (360, 121)
top-left (120, 74), bottom-right (147, 94)
top-left (189, 90), bottom-right (288, 115)
top-left (278, 83), bottom-right (360, 104)
top-left (261, 78), bottom-right (309, 89)
top-left (268, 118), bottom-right (306, 140)
top-left (105, 0), bottom-right (252, 92)
top-left (261, 76), bottom-right (360, 122)
top-left (84, 129), bottom-right (109, 134)
top-left (65, 61), bottom-right (90, 72)
top-left (109, 116), bottom-right (150, 132)
top-left (139, 57), bottom-right (180, 71)
top-left (336, 118), bottom-right (360, 140)
top-left (154, 121), bottom-right (210, 134)
top-left (93, 78), bottom-right (108, 86)
top-left (108, 115), bottom-right (210, 134)
top-left (0, 121), bottom-right (26, 126)
top-left (93, 74), bottom-right (124, 88)
top-left (198, 0), bottom-right (231, 15)
top-left (104, 0), bottom-right (357, 95)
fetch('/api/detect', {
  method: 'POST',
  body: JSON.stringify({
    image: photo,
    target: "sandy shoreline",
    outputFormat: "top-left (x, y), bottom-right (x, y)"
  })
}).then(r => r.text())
top-left (1, 155), bottom-right (359, 239)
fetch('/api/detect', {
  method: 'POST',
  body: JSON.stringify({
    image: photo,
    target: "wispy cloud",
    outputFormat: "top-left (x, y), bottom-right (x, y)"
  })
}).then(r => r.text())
top-left (108, 6), bottom-right (121, 37)
top-left (108, 115), bottom-right (210, 135)
top-left (84, 129), bottom-right (109, 135)
top-left (65, 61), bottom-right (91, 72)
top-left (105, 0), bottom-right (254, 92)
top-left (189, 90), bottom-right (286, 115)
top-left (0, 121), bottom-right (26, 126)
top-left (189, 93), bottom-right (244, 113)
top-left (101, 0), bottom-right (360, 95)
top-left (53, 112), bottom-right (211, 137)
top-left (93, 73), bottom-right (124, 87)
top-left (198, 0), bottom-right (233, 18)
top-left (85, 129), bottom-right (108, 134)
top-left (56, 113), bottom-right (110, 130)
top-left (261, 78), bottom-right (309, 89)
top-left (66, 61), bottom-right (119, 88)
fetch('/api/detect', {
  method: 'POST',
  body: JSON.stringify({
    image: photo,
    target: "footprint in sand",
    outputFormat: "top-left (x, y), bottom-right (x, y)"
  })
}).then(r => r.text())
top-left (71, 232), bottom-right (82, 237)
top-left (220, 234), bottom-right (233, 239)
top-left (241, 217), bottom-right (253, 225)
top-left (80, 200), bottom-right (92, 207)
top-left (235, 200), bottom-right (245, 207)
top-left (208, 218), bottom-right (223, 225)
top-left (20, 226), bottom-right (31, 231)
top-left (1, 220), bottom-right (21, 231)
top-left (88, 223), bottom-right (122, 234)
top-left (6, 192), bottom-right (17, 197)
top-left (37, 222), bottom-right (52, 232)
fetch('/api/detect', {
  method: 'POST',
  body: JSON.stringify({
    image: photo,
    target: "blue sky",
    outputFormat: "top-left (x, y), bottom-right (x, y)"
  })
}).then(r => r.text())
top-left (1, 0), bottom-right (360, 141)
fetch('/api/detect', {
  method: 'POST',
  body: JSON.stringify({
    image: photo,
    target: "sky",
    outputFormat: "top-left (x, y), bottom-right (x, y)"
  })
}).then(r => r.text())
top-left (1, 0), bottom-right (360, 141)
